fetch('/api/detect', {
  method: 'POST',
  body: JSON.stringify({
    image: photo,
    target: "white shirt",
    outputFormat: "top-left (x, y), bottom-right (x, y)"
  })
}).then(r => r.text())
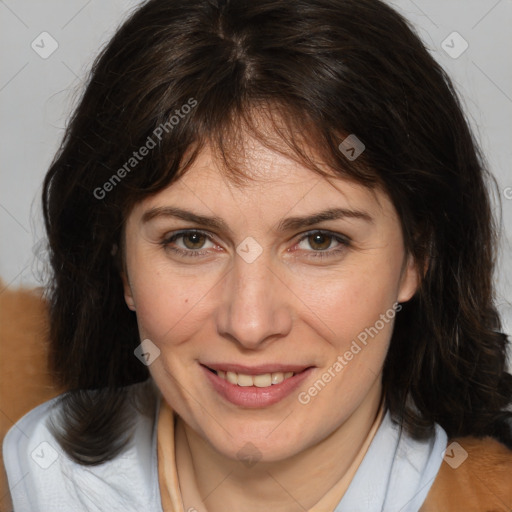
top-left (3, 380), bottom-right (162, 512)
top-left (3, 379), bottom-right (447, 512)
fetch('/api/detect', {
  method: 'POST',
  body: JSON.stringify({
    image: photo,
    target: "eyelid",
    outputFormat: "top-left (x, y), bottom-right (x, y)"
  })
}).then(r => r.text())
top-left (162, 229), bottom-right (217, 247)
top-left (291, 229), bottom-right (351, 256)
top-left (295, 229), bottom-right (352, 244)
top-left (161, 228), bottom-right (352, 261)
top-left (162, 228), bottom-right (351, 245)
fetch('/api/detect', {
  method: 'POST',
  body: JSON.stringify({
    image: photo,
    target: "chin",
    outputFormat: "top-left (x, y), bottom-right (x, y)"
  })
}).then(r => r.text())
top-left (204, 419), bottom-right (311, 463)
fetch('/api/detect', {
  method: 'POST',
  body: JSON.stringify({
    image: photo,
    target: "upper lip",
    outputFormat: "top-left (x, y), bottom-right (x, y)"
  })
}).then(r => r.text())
top-left (202, 363), bottom-right (312, 375)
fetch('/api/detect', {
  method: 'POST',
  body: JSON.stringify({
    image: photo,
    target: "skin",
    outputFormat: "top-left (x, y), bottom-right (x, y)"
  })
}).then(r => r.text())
top-left (121, 132), bottom-right (420, 511)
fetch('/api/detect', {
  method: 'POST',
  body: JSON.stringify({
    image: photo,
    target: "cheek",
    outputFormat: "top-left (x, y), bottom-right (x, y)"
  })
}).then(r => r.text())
top-left (128, 255), bottom-right (220, 343)
top-left (301, 270), bottom-right (399, 409)
top-left (293, 262), bottom-right (401, 349)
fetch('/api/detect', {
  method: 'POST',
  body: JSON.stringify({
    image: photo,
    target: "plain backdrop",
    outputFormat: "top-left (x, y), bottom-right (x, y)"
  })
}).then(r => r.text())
top-left (1, 0), bottom-right (511, 366)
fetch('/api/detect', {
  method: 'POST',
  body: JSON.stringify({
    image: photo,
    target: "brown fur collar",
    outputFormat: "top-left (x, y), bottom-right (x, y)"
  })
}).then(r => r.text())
top-left (421, 435), bottom-right (512, 511)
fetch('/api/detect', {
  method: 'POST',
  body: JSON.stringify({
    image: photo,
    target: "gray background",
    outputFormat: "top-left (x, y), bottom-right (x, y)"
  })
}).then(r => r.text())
top-left (1, 1), bottom-right (511, 366)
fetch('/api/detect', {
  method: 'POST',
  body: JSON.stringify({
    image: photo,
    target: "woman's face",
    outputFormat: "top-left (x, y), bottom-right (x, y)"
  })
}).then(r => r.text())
top-left (121, 136), bottom-right (419, 462)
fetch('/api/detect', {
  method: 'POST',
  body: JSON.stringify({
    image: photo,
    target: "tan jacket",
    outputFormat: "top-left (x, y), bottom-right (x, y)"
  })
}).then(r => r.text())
top-left (421, 435), bottom-right (512, 511)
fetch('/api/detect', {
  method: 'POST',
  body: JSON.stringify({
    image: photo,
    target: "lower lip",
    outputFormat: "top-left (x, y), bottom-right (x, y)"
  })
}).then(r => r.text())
top-left (201, 365), bottom-right (314, 408)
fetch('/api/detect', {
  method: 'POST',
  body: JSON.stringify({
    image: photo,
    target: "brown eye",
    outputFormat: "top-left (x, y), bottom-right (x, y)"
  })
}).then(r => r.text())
top-left (182, 232), bottom-right (207, 249)
top-left (294, 230), bottom-right (350, 260)
top-left (307, 232), bottom-right (334, 251)
top-left (161, 230), bottom-right (216, 258)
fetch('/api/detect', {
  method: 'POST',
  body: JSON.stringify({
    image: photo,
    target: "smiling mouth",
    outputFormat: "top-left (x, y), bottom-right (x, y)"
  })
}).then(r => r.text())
top-left (203, 365), bottom-right (311, 388)
top-left (201, 364), bottom-right (314, 407)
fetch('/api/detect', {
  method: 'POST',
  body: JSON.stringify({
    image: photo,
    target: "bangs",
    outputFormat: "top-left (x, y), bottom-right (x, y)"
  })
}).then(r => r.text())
top-left (118, 97), bottom-right (381, 216)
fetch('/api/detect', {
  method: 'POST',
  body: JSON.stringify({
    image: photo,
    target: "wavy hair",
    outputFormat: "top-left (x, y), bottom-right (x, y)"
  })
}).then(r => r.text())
top-left (41, 0), bottom-right (512, 464)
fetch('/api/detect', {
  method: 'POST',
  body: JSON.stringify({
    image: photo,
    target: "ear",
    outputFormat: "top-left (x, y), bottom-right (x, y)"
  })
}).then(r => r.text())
top-left (397, 253), bottom-right (421, 303)
top-left (120, 270), bottom-right (136, 311)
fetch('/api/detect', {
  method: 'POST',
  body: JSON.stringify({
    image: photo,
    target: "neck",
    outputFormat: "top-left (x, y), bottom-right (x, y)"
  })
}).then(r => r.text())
top-left (176, 379), bottom-right (385, 512)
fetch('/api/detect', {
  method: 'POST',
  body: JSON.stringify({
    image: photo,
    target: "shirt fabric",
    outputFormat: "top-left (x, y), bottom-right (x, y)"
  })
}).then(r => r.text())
top-left (3, 378), bottom-right (448, 512)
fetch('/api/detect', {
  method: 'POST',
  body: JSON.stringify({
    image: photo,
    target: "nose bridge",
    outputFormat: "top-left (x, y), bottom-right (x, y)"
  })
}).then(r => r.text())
top-left (216, 252), bottom-right (292, 348)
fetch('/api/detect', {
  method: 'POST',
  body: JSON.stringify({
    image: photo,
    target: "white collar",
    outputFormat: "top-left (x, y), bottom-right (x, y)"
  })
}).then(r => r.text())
top-left (335, 408), bottom-right (448, 511)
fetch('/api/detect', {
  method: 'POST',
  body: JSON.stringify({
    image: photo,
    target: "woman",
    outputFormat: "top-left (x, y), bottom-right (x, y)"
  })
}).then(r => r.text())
top-left (3, 0), bottom-right (512, 510)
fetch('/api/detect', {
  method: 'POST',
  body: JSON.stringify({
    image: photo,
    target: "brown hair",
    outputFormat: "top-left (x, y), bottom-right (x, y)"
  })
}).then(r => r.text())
top-left (41, 0), bottom-right (512, 464)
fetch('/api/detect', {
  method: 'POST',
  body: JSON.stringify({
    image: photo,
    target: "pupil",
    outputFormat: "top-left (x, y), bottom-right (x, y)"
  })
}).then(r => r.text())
top-left (184, 233), bottom-right (204, 249)
top-left (310, 233), bottom-right (330, 250)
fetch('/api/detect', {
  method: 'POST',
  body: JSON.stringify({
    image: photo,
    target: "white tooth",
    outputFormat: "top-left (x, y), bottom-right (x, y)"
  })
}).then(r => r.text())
top-left (218, 370), bottom-right (296, 387)
top-left (226, 371), bottom-right (238, 384)
top-left (271, 372), bottom-right (285, 385)
top-left (237, 374), bottom-right (254, 387)
top-left (253, 373), bottom-right (272, 387)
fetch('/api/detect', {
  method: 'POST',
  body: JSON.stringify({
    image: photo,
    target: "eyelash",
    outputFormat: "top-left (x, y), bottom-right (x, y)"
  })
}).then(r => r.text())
top-left (160, 229), bottom-right (351, 260)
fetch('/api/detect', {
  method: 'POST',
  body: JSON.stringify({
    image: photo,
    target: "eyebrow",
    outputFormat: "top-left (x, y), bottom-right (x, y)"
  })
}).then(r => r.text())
top-left (278, 207), bottom-right (373, 231)
top-left (141, 206), bottom-right (373, 233)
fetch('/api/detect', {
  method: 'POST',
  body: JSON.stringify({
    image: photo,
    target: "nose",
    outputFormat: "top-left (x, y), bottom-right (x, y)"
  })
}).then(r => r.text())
top-left (215, 252), bottom-right (293, 350)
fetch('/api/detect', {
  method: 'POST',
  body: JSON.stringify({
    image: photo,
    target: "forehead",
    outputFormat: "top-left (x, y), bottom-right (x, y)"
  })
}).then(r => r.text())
top-left (128, 140), bottom-right (397, 231)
